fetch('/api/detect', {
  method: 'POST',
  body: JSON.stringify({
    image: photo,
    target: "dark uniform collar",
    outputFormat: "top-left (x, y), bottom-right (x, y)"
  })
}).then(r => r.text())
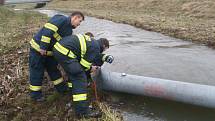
top-left (94, 39), bottom-right (103, 53)
top-left (67, 16), bottom-right (75, 29)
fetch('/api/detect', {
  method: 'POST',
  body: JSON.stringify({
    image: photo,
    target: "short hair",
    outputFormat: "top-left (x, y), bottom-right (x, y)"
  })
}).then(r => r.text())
top-left (71, 11), bottom-right (85, 20)
top-left (85, 32), bottom-right (94, 37)
top-left (100, 38), bottom-right (109, 48)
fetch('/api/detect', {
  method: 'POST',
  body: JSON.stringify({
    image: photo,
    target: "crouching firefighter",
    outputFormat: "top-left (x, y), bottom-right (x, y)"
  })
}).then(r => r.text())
top-left (29, 11), bottom-right (84, 101)
top-left (52, 34), bottom-right (114, 118)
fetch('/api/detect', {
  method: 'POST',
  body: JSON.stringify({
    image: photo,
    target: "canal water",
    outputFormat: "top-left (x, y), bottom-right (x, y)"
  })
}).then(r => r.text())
top-left (37, 10), bottom-right (215, 121)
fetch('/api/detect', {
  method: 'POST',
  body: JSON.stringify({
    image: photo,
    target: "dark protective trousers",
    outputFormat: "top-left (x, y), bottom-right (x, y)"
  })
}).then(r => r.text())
top-left (29, 48), bottom-right (67, 99)
top-left (53, 48), bottom-right (89, 115)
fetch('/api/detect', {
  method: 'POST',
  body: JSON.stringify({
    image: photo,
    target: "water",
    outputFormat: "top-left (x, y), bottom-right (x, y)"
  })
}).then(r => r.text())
top-left (37, 10), bottom-right (215, 121)
top-left (74, 17), bottom-right (215, 86)
top-left (112, 93), bottom-right (215, 121)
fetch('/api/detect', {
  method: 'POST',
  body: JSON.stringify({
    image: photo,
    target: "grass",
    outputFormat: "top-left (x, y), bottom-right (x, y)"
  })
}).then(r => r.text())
top-left (98, 103), bottom-right (122, 121)
top-left (0, 6), bottom-right (47, 54)
top-left (46, 0), bottom-right (215, 48)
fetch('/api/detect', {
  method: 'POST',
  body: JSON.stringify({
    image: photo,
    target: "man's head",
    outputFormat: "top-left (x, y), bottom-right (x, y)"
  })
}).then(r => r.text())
top-left (99, 38), bottom-right (109, 52)
top-left (70, 11), bottom-right (84, 28)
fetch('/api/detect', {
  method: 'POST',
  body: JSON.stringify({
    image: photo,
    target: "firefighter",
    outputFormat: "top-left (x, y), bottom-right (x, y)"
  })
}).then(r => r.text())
top-left (29, 11), bottom-right (84, 101)
top-left (52, 34), bottom-right (114, 118)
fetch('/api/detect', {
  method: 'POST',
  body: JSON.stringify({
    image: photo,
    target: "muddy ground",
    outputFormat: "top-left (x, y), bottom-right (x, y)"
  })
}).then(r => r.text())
top-left (0, 7), bottom-right (121, 121)
top-left (46, 0), bottom-right (215, 48)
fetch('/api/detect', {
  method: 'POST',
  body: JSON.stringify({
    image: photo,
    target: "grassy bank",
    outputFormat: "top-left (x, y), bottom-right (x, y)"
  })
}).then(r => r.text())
top-left (0, 7), bottom-right (121, 121)
top-left (0, 6), bottom-right (47, 54)
top-left (46, 0), bottom-right (215, 48)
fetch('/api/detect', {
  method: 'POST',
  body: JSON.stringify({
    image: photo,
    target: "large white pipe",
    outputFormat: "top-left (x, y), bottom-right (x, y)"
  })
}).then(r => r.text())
top-left (98, 69), bottom-right (215, 108)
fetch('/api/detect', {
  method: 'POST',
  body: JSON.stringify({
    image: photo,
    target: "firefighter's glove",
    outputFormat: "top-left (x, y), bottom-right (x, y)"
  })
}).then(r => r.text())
top-left (105, 55), bottom-right (114, 64)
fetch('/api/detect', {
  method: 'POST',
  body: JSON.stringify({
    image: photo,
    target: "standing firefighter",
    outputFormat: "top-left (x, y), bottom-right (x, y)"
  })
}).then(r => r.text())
top-left (29, 12), bottom-right (84, 101)
top-left (52, 34), bottom-right (114, 118)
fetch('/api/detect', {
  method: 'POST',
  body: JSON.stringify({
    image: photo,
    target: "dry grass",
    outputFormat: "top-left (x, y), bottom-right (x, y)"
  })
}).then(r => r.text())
top-left (78, 102), bottom-right (122, 121)
top-left (98, 102), bottom-right (122, 121)
top-left (0, 7), bottom-right (47, 121)
top-left (46, 0), bottom-right (215, 48)
top-left (0, 6), bottom-right (47, 105)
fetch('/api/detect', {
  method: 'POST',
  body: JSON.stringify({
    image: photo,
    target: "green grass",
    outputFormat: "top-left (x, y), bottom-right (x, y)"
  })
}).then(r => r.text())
top-left (0, 6), bottom-right (47, 54)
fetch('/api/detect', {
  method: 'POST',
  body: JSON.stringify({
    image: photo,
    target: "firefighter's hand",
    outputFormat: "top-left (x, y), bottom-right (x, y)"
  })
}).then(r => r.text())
top-left (39, 49), bottom-right (47, 56)
top-left (105, 55), bottom-right (114, 64)
top-left (90, 66), bottom-right (100, 73)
